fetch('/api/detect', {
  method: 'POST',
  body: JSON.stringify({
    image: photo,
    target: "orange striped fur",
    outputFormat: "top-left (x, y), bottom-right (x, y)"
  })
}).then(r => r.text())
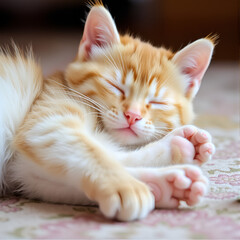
top-left (0, 5), bottom-right (214, 221)
top-left (66, 33), bottom-right (195, 144)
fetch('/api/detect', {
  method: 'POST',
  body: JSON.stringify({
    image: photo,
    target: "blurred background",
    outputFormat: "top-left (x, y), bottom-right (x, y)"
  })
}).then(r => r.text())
top-left (0, 0), bottom-right (239, 75)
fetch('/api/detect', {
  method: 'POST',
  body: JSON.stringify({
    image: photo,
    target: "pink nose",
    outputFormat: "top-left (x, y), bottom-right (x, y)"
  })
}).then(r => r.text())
top-left (124, 111), bottom-right (142, 125)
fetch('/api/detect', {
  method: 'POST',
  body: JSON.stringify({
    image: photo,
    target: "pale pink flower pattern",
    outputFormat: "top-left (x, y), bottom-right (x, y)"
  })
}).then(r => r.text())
top-left (210, 174), bottom-right (240, 186)
top-left (141, 210), bottom-right (240, 239)
top-left (37, 214), bottom-right (103, 239)
top-left (205, 191), bottom-right (239, 200)
top-left (213, 140), bottom-right (240, 159)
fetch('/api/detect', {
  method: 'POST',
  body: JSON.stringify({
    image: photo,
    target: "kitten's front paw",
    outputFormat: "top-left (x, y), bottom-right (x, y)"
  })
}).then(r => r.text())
top-left (139, 165), bottom-right (208, 208)
top-left (170, 125), bottom-right (215, 165)
top-left (85, 174), bottom-right (154, 221)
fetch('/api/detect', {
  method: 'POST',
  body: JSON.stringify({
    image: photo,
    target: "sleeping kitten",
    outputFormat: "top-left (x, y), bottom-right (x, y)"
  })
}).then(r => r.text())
top-left (0, 5), bottom-right (215, 221)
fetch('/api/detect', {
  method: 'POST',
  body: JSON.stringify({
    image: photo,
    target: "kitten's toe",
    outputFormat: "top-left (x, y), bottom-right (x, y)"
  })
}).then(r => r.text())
top-left (139, 165), bottom-right (208, 209)
top-left (172, 125), bottom-right (198, 139)
top-left (186, 181), bottom-right (208, 206)
top-left (182, 165), bottom-right (209, 205)
top-left (190, 129), bottom-right (212, 145)
top-left (97, 177), bottom-right (154, 221)
top-left (194, 142), bottom-right (215, 164)
top-left (99, 193), bottom-right (121, 219)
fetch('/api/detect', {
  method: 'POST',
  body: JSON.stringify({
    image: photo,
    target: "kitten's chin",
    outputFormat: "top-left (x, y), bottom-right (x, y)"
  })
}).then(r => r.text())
top-left (108, 127), bottom-right (152, 147)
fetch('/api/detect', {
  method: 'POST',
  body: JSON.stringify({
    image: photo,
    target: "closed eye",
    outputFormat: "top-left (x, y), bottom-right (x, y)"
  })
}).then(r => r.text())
top-left (106, 80), bottom-right (124, 95)
top-left (149, 101), bottom-right (172, 110)
top-left (149, 101), bottom-right (168, 105)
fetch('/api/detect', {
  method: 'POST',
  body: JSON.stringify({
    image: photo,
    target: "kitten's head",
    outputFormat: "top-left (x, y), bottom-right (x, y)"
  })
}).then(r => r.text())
top-left (66, 5), bottom-right (215, 146)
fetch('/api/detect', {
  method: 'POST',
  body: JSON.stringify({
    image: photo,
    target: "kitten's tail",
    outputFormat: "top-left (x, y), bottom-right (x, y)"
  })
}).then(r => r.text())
top-left (0, 45), bottom-right (43, 194)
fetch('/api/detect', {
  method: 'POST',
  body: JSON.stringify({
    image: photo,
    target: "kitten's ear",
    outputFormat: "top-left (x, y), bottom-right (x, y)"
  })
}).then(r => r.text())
top-left (78, 6), bottom-right (120, 60)
top-left (173, 39), bottom-right (214, 99)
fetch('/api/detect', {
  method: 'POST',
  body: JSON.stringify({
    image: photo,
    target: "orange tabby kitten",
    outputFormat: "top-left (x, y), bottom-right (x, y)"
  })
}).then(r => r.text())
top-left (0, 5), bottom-right (215, 221)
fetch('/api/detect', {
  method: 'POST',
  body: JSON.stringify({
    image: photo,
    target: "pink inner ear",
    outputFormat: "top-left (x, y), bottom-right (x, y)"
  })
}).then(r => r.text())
top-left (173, 39), bottom-right (214, 98)
top-left (78, 6), bottom-right (120, 60)
top-left (80, 28), bottom-right (107, 58)
top-left (182, 66), bottom-right (203, 86)
top-left (182, 61), bottom-right (208, 98)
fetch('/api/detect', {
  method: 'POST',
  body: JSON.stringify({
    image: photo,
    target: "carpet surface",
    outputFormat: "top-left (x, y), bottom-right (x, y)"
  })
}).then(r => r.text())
top-left (0, 63), bottom-right (239, 239)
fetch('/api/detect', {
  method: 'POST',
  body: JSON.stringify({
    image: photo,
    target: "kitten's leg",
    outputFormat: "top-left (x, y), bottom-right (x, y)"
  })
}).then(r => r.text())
top-left (121, 125), bottom-right (215, 167)
top-left (14, 114), bottom-right (154, 221)
top-left (127, 164), bottom-right (208, 208)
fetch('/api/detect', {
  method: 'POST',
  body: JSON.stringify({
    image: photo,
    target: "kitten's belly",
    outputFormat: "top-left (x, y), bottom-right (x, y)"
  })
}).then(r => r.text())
top-left (26, 174), bottom-right (93, 205)
top-left (8, 153), bottom-right (95, 205)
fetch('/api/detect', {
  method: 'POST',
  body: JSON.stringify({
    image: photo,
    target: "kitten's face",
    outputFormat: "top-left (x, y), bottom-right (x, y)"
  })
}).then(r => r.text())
top-left (66, 6), bottom-right (214, 146)
top-left (67, 38), bottom-right (193, 146)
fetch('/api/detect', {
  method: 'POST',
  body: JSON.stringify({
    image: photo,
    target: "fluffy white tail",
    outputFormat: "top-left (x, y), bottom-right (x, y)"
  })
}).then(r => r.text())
top-left (0, 46), bottom-right (43, 193)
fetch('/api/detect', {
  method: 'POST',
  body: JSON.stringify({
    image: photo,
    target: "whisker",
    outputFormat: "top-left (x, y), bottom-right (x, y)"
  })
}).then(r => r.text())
top-left (73, 99), bottom-right (105, 114)
top-left (152, 133), bottom-right (164, 140)
top-left (62, 94), bottom-right (106, 113)
top-left (153, 128), bottom-right (168, 136)
top-left (65, 89), bottom-right (108, 111)
top-left (52, 90), bottom-right (106, 114)
top-left (154, 128), bottom-right (168, 134)
top-left (86, 112), bottom-right (104, 118)
top-left (104, 47), bottom-right (119, 70)
top-left (93, 43), bottom-right (119, 72)
top-left (116, 46), bottom-right (125, 72)
top-left (63, 91), bottom-right (105, 109)
top-left (50, 80), bottom-right (108, 111)
top-left (151, 134), bottom-right (160, 141)
top-left (154, 126), bottom-right (173, 131)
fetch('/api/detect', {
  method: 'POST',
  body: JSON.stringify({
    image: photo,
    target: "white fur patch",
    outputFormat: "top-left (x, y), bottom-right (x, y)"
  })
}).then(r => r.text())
top-left (122, 71), bottom-right (134, 97)
top-left (0, 50), bottom-right (42, 193)
top-left (125, 71), bottom-right (134, 86)
top-left (148, 79), bottom-right (158, 98)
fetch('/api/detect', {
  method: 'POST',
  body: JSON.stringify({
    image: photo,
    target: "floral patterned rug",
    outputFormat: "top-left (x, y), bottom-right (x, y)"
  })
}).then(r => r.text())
top-left (0, 63), bottom-right (239, 239)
